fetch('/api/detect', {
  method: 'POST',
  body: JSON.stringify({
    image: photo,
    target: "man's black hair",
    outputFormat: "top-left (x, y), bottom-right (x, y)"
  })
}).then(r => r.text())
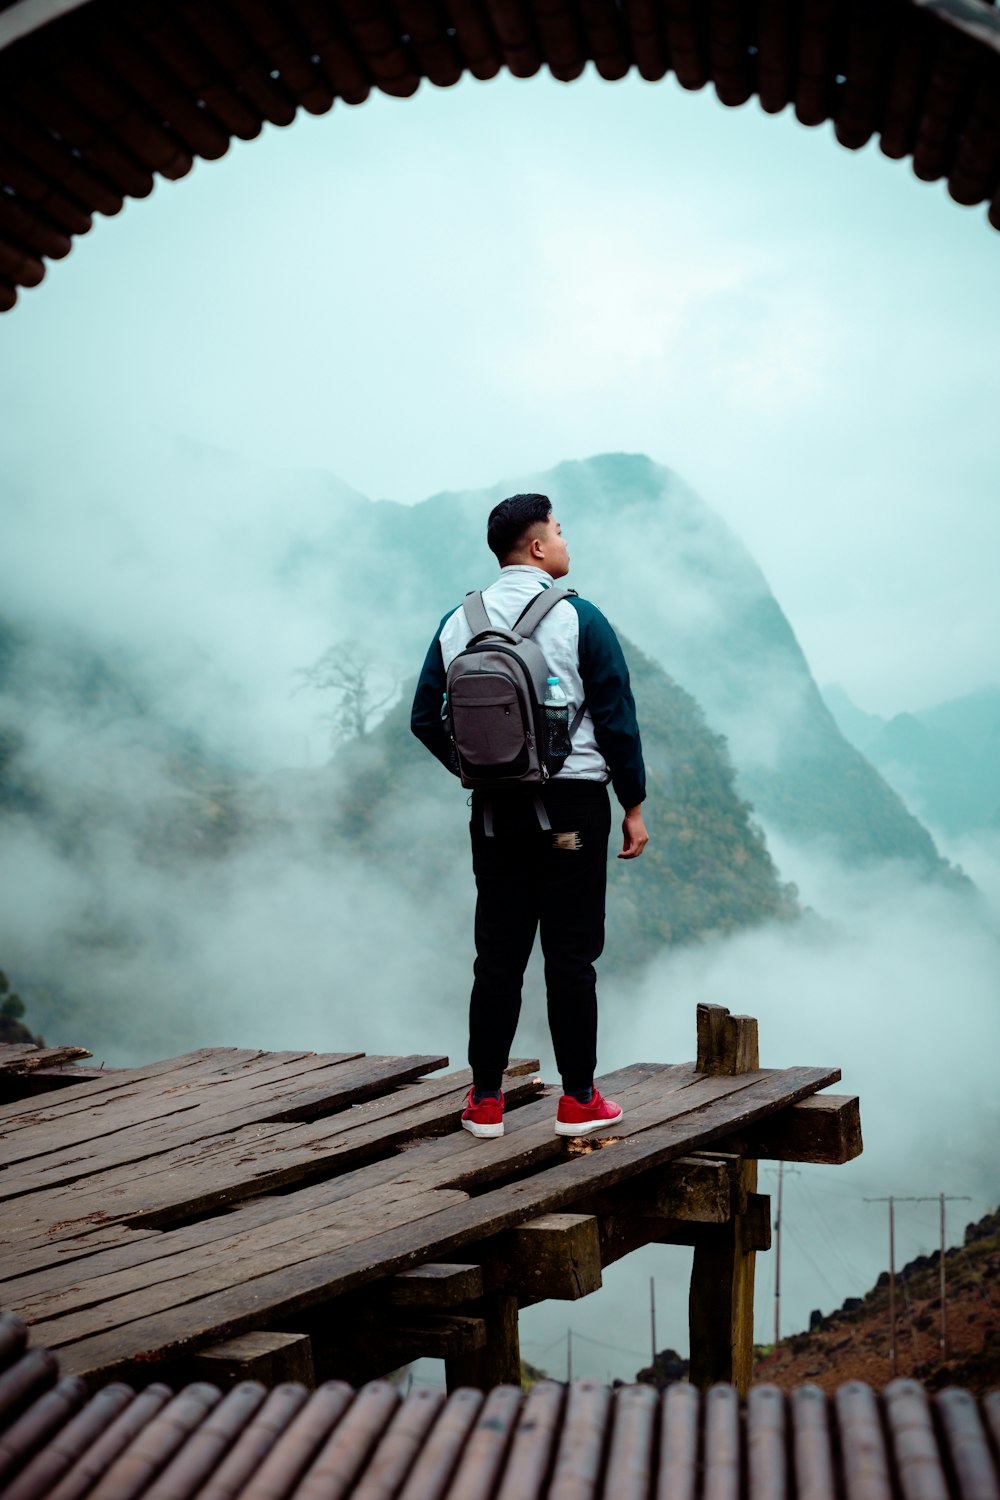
top-left (487, 493), bottom-right (552, 563)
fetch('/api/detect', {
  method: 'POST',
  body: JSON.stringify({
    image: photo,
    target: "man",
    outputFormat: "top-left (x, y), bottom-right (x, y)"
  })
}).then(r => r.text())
top-left (411, 493), bottom-right (648, 1139)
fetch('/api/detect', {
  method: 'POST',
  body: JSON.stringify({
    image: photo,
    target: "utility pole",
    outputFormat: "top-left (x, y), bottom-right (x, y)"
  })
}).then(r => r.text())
top-left (865, 1195), bottom-right (898, 1376)
top-left (940, 1194), bottom-right (947, 1359)
top-left (866, 1193), bottom-right (971, 1373)
top-left (774, 1161), bottom-right (784, 1346)
top-left (762, 1162), bottom-right (797, 1345)
top-left (567, 1328), bottom-right (572, 1383)
top-left (937, 1193), bottom-right (971, 1359)
top-left (650, 1277), bottom-right (657, 1368)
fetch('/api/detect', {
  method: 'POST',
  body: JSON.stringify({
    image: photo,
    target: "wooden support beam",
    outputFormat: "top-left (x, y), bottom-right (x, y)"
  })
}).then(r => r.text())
top-left (582, 1154), bottom-right (737, 1226)
top-left (445, 1294), bottom-right (520, 1392)
top-left (713, 1093), bottom-right (862, 1164)
top-left (688, 1158), bottom-right (759, 1395)
top-left (309, 1307), bottom-right (486, 1386)
top-left (689, 1004), bottom-right (759, 1396)
top-left (696, 1002), bottom-right (759, 1076)
top-left (497, 1213), bottom-right (603, 1303)
top-left (184, 1331), bottom-right (315, 1388)
top-left (381, 1313), bottom-right (486, 1361)
top-left (383, 1263), bottom-right (484, 1308)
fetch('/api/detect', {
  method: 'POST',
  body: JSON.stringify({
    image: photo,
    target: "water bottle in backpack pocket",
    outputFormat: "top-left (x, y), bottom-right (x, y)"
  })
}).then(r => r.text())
top-left (544, 676), bottom-right (572, 764)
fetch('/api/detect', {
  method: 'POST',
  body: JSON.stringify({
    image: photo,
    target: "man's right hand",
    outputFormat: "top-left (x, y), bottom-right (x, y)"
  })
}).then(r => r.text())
top-left (618, 806), bottom-right (649, 859)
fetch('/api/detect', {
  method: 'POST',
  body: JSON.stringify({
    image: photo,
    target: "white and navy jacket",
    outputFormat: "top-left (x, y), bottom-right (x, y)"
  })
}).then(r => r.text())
top-left (411, 565), bottom-right (646, 809)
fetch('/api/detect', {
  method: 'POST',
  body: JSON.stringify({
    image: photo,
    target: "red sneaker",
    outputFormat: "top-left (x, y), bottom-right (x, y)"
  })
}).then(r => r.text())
top-left (461, 1087), bottom-right (504, 1138)
top-left (554, 1087), bottom-right (623, 1137)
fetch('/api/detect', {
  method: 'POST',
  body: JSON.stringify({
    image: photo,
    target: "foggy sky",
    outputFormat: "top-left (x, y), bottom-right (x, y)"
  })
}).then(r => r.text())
top-left (1, 70), bottom-right (998, 715)
top-left (1, 65), bottom-right (998, 1383)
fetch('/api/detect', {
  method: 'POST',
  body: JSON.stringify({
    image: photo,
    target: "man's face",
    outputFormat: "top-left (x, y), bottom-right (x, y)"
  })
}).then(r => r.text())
top-left (537, 513), bottom-right (570, 579)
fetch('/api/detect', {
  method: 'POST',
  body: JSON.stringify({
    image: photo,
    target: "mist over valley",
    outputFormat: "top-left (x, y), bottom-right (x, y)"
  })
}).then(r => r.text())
top-left (1, 444), bottom-right (996, 1378)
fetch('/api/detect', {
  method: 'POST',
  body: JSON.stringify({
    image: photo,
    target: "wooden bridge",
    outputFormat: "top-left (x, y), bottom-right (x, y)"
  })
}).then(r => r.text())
top-left (0, 1004), bottom-right (861, 1396)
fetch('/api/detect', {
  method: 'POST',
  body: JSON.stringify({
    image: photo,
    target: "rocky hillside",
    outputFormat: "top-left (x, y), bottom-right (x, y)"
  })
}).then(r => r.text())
top-left (754, 1206), bottom-right (1000, 1395)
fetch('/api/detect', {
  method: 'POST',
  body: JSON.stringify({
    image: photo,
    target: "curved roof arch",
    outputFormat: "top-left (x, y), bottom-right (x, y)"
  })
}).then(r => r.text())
top-left (0, 0), bottom-right (998, 312)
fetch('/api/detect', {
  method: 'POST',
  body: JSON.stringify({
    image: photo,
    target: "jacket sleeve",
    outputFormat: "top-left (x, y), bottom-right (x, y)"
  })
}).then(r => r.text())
top-left (572, 598), bottom-right (647, 809)
top-left (410, 610), bottom-right (460, 774)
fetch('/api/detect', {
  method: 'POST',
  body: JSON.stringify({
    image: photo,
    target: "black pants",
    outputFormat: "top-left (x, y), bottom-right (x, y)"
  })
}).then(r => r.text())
top-left (468, 780), bottom-right (612, 1097)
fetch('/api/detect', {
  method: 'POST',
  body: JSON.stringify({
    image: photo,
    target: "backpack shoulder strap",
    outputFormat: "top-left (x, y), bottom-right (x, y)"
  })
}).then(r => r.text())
top-left (462, 591), bottom-right (493, 636)
top-left (512, 586), bottom-right (576, 639)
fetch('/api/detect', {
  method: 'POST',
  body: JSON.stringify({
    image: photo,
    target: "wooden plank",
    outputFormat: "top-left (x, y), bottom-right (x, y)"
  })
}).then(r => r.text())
top-left (185, 1332), bottom-right (315, 1389)
top-left (0, 1047), bottom-right (371, 1160)
top-left (0, 1069), bottom-right (551, 1290)
top-left (0, 1071), bottom-right (747, 1312)
top-left (23, 1185), bottom-right (473, 1348)
top-left (0, 1052), bottom-right (446, 1194)
top-left (51, 1065), bottom-right (838, 1379)
top-left (0, 1225), bottom-right (160, 1285)
top-left (0, 1049), bottom-right (279, 1132)
top-left (0, 1045), bottom-right (91, 1073)
top-left (0, 1064), bottom-right (744, 1284)
top-left (12, 1068), bottom-right (643, 1318)
top-left (0, 1068), bottom-right (541, 1242)
top-left (0, 1067), bottom-right (127, 1106)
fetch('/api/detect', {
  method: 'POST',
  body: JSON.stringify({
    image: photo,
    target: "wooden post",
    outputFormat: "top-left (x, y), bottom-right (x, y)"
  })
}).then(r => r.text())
top-left (445, 1294), bottom-right (521, 1392)
top-left (688, 1004), bottom-right (760, 1395)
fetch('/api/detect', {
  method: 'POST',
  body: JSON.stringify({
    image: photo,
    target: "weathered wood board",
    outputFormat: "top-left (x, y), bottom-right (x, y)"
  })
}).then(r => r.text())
top-left (0, 1036), bottom-right (848, 1384)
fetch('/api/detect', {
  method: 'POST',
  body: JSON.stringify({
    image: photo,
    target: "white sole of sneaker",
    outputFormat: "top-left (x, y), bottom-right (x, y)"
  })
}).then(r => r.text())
top-left (554, 1109), bottom-right (624, 1137)
top-left (461, 1118), bottom-right (504, 1138)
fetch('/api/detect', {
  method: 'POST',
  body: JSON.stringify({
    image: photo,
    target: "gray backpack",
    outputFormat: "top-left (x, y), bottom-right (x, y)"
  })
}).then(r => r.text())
top-left (445, 588), bottom-right (585, 830)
